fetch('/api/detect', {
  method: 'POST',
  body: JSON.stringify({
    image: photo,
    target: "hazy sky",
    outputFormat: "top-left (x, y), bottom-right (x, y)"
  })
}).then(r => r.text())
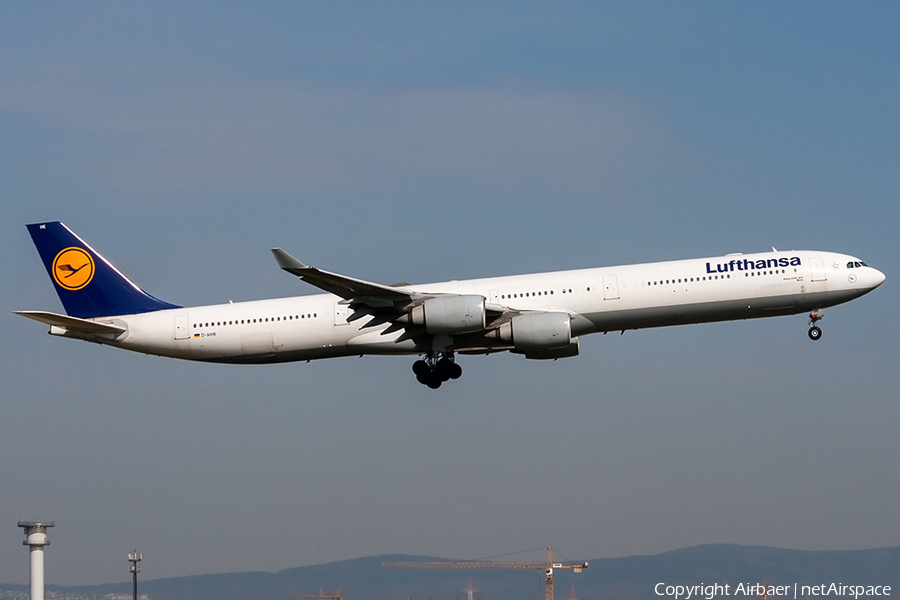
top-left (1, 2), bottom-right (898, 586)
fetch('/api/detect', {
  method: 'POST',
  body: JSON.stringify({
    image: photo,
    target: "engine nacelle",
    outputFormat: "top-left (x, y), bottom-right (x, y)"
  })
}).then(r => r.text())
top-left (403, 295), bottom-right (486, 334)
top-left (493, 311), bottom-right (572, 349)
top-left (513, 339), bottom-right (580, 360)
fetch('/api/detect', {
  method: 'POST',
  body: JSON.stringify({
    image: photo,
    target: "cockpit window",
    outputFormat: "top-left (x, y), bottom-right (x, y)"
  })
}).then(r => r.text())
top-left (847, 261), bottom-right (868, 268)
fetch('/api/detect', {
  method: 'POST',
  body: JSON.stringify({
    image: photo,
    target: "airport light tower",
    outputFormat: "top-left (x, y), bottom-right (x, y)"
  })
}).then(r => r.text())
top-left (18, 521), bottom-right (54, 600)
top-left (128, 550), bottom-right (142, 600)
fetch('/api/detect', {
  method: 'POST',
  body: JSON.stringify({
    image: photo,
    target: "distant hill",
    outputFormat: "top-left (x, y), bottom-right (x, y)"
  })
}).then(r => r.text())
top-left (2, 545), bottom-right (898, 600)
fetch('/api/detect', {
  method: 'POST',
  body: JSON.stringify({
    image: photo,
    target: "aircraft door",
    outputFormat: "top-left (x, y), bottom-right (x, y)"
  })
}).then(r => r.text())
top-left (174, 314), bottom-right (190, 340)
top-left (489, 289), bottom-right (499, 304)
top-left (334, 301), bottom-right (349, 325)
top-left (603, 275), bottom-right (620, 300)
top-left (809, 256), bottom-right (827, 282)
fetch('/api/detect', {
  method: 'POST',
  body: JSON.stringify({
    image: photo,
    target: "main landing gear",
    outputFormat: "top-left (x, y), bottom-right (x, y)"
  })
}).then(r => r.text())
top-left (412, 353), bottom-right (462, 389)
top-left (808, 310), bottom-right (824, 341)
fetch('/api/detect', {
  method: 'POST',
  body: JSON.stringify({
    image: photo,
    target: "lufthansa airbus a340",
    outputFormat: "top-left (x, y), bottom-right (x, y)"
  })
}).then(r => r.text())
top-left (17, 222), bottom-right (885, 389)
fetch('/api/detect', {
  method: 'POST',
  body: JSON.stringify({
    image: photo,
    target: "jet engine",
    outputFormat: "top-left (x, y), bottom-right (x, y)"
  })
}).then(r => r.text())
top-left (491, 311), bottom-right (572, 349)
top-left (400, 295), bottom-right (486, 334)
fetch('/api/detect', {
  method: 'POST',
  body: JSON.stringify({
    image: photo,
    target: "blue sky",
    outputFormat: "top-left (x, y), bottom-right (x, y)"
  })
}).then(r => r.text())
top-left (1, 2), bottom-right (898, 585)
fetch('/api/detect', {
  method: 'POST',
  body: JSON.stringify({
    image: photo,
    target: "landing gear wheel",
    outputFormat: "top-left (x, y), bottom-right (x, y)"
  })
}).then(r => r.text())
top-left (448, 362), bottom-right (462, 380)
top-left (412, 352), bottom-right (460, 388)
top-left (807, 310), bottom-right (824, 341)
top-left (435, 358), bottom-right (454, 381)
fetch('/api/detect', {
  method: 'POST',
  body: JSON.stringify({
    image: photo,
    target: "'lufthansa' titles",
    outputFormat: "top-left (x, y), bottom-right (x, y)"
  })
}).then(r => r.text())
top-left (706, 256), bottom-right (801, 274)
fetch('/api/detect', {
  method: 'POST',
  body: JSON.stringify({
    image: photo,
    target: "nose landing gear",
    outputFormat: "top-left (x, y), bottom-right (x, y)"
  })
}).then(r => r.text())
top-left (412, 353), bottom-right (462, 389)
top-left (808, 310), bottom-right (824, 341)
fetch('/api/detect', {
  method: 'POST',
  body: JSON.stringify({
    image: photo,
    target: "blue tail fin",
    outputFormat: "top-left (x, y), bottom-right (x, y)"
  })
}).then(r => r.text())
top-left (26, 221), bottom-right (181, 318)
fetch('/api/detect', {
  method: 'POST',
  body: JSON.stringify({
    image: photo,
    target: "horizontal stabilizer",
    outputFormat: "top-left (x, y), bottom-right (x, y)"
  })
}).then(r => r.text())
top-left (14, 310), bottom-right (126, 334)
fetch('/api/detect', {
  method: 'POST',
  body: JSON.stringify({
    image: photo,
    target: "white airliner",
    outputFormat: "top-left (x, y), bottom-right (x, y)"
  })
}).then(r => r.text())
top-left (18, 222), bottom-right (885, 389)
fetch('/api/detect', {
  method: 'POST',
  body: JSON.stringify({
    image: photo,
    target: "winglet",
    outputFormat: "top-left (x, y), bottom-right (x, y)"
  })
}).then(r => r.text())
top-left (271, 248), bottom-right (310, 275)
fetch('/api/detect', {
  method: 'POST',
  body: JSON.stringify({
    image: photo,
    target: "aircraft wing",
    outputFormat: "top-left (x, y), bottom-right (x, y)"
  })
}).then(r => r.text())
top-left (271, 248), bottom-right (415, 303)
top-left (271, 249), bottom-right (523, 341)
top-left (14, 310), bottom-right (126, 334)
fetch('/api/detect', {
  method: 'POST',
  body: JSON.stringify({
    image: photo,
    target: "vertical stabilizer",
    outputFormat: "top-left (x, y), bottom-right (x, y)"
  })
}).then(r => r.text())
top-left (26, 221), bottom-right (181, 318)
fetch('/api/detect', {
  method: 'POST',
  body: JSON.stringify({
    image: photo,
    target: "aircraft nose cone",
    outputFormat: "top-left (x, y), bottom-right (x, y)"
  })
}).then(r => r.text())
top-left (872, 268), bottom-right (886, 288)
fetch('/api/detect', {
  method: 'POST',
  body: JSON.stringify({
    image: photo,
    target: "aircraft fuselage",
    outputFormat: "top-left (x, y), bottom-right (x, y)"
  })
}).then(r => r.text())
top-left (55, 249), bottom-right (882, 364)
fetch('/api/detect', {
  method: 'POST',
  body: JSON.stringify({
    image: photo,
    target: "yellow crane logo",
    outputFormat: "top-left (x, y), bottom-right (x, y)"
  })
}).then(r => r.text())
top-left (52, 247), bottom-right (95, 291)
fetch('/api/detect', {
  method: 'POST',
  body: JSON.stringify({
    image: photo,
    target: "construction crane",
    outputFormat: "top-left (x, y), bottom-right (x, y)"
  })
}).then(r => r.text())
top-left (383, 546), bottom-right (588, 600)
top-left (293, 587), bottom-right (343, 600)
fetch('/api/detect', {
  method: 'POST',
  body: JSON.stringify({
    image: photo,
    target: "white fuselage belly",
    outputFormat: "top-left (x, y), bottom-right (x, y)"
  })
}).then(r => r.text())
top-left (79, 250), bottom-right (880, 364)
